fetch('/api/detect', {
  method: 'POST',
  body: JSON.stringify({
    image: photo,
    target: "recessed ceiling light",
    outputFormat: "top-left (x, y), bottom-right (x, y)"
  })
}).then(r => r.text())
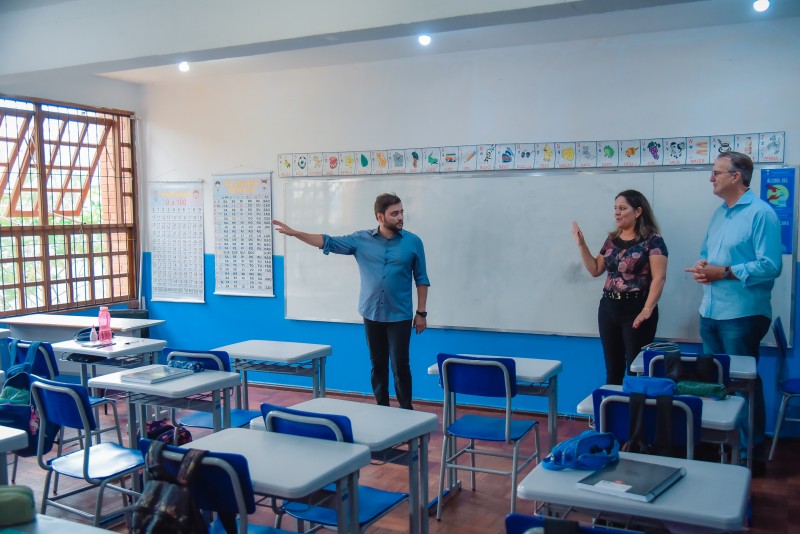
top-left (178, 61), bottom-right (190, 72)
top-left (418, 35), bottom-right (432, 46)
top-left (753, 0), bottom-right (770, 12)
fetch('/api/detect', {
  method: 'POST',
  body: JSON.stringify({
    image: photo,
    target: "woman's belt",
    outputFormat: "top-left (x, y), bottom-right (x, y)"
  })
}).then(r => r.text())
top-left (602, 290), bottom-right (648, 300)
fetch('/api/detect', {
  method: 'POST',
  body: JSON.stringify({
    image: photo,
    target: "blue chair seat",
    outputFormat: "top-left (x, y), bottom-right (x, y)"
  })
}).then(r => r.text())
top-left (209, 520), bottom-right (289, 534)
top-left (448, 414), bottom-right (537, 442)
top-left (179, 409), bottom-right (261, 429)
top-left (281, 484), bottom-right (408, 528)
top-left (49, 442), bottom-right (144, 480)
top-left (781, 378), bottom-right (800, 394)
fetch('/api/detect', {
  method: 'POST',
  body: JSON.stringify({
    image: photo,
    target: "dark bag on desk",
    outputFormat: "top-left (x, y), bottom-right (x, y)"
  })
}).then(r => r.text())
top-left (664, 352), bottom-right (718, 383)
top-left (131, 440), bottom-right (209, 534)
top-left (624, 392), bottom-right (678, 458)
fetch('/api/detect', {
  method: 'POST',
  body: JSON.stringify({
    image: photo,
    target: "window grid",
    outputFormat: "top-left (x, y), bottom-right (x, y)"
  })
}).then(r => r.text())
top-left (0, 97), bottom-right (138, 316)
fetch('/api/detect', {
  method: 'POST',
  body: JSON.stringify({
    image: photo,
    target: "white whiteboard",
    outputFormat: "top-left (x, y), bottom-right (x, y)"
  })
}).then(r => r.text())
top-left (283, 169), bottom-right (793, 345)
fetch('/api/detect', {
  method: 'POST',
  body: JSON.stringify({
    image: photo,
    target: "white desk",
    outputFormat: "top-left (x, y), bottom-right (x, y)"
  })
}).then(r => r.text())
top-left (88, 365), bottom-right (240, 449)
top-left (632, 351), bottom-right (757, 469)
top-left (517, 451), bottom-right (750, 532)
top-left (428, 355), bottom-right (562, 451)
top-left (213, 340), bottom-right (332, 404)
top-left (252, 397), bottom-right (438, 534)
top-left (11, 514), bottom-right (113, 533)
top-left (3, 312), bottom-right (164, 342)
top-left (0, 424), bottom-right (27, 485)
top-left (577, 384), bottom-right (745, 462)
top-left (189, 427), bottom-right (371, 534)
top-left (51, 336), bottom-right (167, 386)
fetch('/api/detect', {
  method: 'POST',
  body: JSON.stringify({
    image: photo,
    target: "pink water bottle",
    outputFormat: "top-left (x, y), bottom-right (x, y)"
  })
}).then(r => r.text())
top-left (98, 306), bottom-right (112, 342)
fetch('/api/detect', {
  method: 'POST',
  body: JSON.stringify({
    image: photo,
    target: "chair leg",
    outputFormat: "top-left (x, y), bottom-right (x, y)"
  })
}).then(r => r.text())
top-left (510, 441), bottom-right (520, 515)
top-left (436, 434), bottom-right (449, 520)
top-left (769, 394), bottom-right (790, 461)
top-left (11, 453), bottom-right (18, 484)
top-left (469, 438), bottom-right (476, 491)
top-left (40, 469), bottom-right (54, 514)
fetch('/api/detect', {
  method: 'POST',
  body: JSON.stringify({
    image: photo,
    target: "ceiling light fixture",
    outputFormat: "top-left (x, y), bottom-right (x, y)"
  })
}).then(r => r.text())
top-left (178, 61), bottom-right (190, 72)
top-left (753, 0), bottom-right (770, 12)
top-left (418, 35), bottom-right (431, 46)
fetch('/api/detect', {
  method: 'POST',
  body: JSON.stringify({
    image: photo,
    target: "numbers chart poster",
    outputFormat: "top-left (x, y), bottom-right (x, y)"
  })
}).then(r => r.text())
top-left (149, 182), bottom-right (205, 303)
top-left (212, 173), bottom-right (274, 297)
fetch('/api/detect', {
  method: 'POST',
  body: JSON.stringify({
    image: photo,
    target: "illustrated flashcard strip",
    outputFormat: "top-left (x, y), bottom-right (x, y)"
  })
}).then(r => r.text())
top-left (322, 153), bottom-right (340, 176)
top-left (555, 142), bottom-right (576, 169)
top-left (459, 145), bottom-right (478, 172)
top-left (759, 132), bottom-right (784, 163)
top-left (292, 154), bottom-right (308, 177)
top-left (405, 149), bottom-right (422, 173)
top-left (534, 143), bottom-right (555, 169)
top-left (596, 141), bottom-right (619, 167)
top-left (387, 150), bottom-right (406, 174)
top-left (440, 146), bottom-right (459, 172)
top-left (641, 139), bottom-right (663, 166)
top-left (476, 145), bottom-right (496, 171)
top-left (686, 137), bottom-right (710, 164)
top-left (339, 152), bottom-right (356, 175)
top-left (355, 151), bottom-right (372, 175)
top-left (494, 144), bottom-right (515, 171)
top-left (735, 134), bottom-right (758, 161)
top-left (711, 135), bottom-right (734, 157)
top-left (277, 154), bottom-right (292, 178)
top-left (619, 140), bottom-right (640, 166)
top-left (371, 150), bottom-right (388, 174)
top-left (514, 144), bottom-right (535, 170)
top-left (422, 148), bottom-right (440, 173)
top-left (663, 138), bottom-right (687, 166)
top-left (576, 142), bottom-right (597, 168)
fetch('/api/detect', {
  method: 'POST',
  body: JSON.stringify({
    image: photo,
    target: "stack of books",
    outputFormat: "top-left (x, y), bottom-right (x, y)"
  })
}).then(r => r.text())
top-left (120, 365), bottom-right (193, 384)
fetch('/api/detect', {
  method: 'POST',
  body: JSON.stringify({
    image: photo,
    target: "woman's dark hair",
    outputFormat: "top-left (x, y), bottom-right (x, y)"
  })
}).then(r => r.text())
top-left (374, 193), bottom-right (402, 216)
top-left (610, 189), bottom-right (660, 239)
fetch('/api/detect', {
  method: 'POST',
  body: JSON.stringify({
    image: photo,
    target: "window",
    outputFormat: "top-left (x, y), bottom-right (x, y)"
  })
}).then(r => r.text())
top-left (0, 96), bottom-right (138, 316)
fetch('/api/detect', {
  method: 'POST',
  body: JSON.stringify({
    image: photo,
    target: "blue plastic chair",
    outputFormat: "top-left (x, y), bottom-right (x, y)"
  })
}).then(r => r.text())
top-left (164, 348), bottom-right (260, 429)
top-left (769, 317), bottom-right (798, 461)
top-left (435, 354), bottom-right (541, 518)
top-left (260, 402), bottom-right (408, 532)
top-left (592, 388), bottom-right (702, 459)
top-left (506, 513), bottom-right (642, 533)
top-left (30, 376), bottom-right (144, 527)
top-left (139, 439), bottom-right (289, 534)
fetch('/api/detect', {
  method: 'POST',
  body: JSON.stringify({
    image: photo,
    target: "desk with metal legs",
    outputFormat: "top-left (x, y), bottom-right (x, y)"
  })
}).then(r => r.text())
top-left (0, 425), bottom-right (27, 485)
top-left (631, 352), bottom-right (757, 468)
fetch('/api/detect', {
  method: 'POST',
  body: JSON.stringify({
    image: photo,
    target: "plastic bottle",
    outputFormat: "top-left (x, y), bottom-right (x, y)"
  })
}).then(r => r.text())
top-left (89, 325), bottom-right (98, 342)
top-left (98, 306), bottom-right (112, 342)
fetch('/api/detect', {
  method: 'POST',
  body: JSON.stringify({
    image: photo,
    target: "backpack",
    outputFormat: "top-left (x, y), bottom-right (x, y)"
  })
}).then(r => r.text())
top-left (0, 343), bottom-right (60, 456)
top-left (139, 418), bottom-right (192, 446)
top-left (541, 430), bottom-right (619, 471)
top-left (131, 440), bottom-right (209, 534)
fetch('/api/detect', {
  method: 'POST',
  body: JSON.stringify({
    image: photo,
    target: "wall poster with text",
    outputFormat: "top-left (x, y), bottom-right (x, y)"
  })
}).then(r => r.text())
top-left (149, 181), bottom-right (205, 303)
top-left (213, 172), bottom-right (274, 297)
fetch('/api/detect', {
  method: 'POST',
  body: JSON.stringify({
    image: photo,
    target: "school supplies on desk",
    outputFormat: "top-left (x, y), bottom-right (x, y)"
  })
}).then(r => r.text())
top-left (121, 365), bottom-right (193, 384)
top-left (576, 457), bottom-right (686, 502)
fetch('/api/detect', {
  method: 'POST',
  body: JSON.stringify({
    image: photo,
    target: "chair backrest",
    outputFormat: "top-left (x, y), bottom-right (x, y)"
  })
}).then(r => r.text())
top-left (260, 403), bottom-right (354, 443)
top-left (643, 350), bottom-right (730, 386)
top-left (436, 353), bottom-right (517, 398)
top-left (592, 388), bottom-right (702, 459)
top-left (30, 376), bottom-right (96, 432)
top-left (8, 338), bottom-right (59, 379)
top-left (506, 513), bottom-right (639, 534)
top-left (139, 439), bottom-right (255, 534)
top-left (163, 348), bottom-right (231, 372)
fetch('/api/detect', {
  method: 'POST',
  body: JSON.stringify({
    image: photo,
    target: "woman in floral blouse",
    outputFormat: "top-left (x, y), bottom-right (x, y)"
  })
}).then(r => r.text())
top-left (572, 190), bottom-right (668, 385)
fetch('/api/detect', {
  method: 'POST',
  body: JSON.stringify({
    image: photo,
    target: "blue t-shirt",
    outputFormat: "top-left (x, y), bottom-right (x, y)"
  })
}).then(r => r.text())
top-left (699, 189), bottom-right (782, 320)
top-left (322, 228), bottom-right (430, 322)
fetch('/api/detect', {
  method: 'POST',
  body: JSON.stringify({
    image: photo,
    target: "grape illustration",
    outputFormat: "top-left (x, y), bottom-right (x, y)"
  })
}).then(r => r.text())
top-left (647, 141), bottom-right (661, 160)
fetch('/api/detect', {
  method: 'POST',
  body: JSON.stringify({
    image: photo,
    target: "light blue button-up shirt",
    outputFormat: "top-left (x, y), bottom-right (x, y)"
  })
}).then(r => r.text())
top-left (322, 228), bottom-right (430, 322)
top-left (699, 189), bottom-right (782, 320)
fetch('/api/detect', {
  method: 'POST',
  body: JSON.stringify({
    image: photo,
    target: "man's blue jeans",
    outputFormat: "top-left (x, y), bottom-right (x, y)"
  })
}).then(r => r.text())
top-left (699, 314), bottom-right (770, 458)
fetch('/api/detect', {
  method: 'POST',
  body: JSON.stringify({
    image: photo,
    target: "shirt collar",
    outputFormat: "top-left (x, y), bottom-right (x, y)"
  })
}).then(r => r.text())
top-left (370, 227), bottom-right (404, 238)
top-left (722, 188), bottom-right (754, 211)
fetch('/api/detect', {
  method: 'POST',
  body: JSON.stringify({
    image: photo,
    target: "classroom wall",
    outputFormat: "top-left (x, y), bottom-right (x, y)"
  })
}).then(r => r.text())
top-left (136, 16), bottom-right (800, 429)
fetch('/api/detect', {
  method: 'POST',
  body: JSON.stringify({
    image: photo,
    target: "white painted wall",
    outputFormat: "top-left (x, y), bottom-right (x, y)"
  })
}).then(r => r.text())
top-left (139, 17), bottom-right (800, 255)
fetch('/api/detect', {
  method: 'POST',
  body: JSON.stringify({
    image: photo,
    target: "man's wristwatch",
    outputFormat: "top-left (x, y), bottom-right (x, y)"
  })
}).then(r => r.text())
top-left (724, 266), bottom-right (732, 279)
top-left (415, 310), bottom-right (427, 318)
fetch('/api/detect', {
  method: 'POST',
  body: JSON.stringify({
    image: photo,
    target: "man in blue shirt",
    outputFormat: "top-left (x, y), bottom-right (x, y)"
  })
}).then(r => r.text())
top-left (686, 151), bottom-right (782, 473)
top-left (273, 193), bottom-right (430, 409)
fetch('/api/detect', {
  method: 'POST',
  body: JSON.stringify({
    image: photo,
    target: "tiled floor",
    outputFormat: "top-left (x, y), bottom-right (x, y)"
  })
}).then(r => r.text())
top-left (10, 384), bottom-right (800, 533)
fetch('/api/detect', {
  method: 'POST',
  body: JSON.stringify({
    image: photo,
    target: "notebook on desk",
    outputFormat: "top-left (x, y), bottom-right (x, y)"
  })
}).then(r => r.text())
top-left (120, 365), bottom-right (193, 384)
top-left (577, 458), bottom-right (686, 503)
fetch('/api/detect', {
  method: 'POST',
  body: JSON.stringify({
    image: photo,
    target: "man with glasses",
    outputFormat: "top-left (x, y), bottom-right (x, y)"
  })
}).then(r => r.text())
top-left (686, 151), bottom-right (782, 475)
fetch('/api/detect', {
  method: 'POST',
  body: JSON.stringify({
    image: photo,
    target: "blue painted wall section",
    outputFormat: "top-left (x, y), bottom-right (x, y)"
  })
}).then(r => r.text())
top-left (137, 253), bottom-right (796, 434)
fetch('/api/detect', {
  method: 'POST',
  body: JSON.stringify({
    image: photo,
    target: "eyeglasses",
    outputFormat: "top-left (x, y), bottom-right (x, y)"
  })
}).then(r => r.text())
top-left (711, 170), bottom-right (738, 177)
